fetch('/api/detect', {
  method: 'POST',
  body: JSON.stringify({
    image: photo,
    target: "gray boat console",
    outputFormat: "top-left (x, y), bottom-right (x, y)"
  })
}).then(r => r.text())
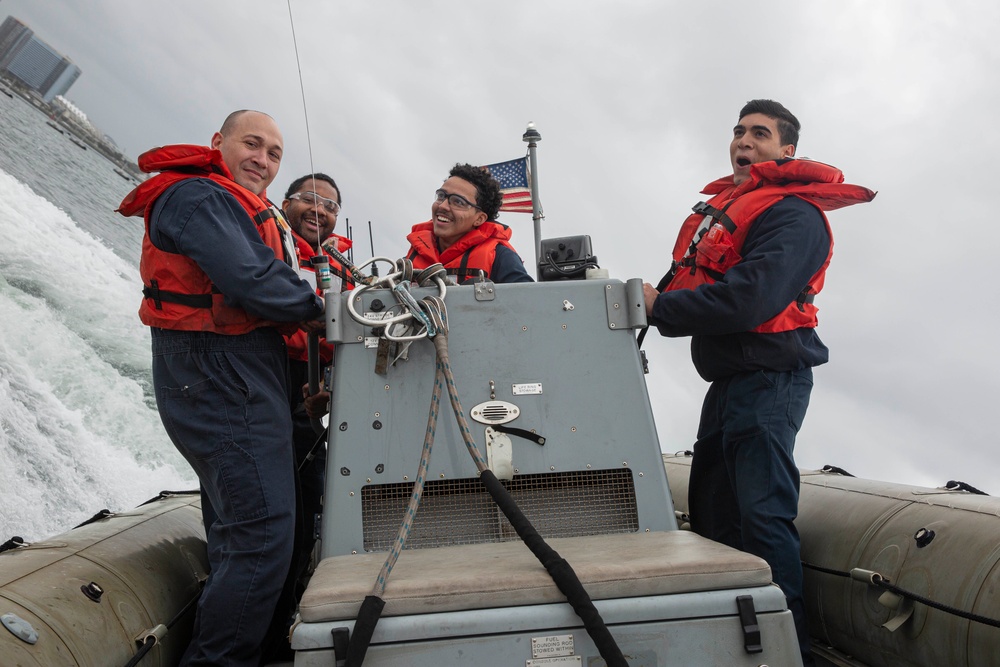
top-left (291, 276), bottom-right (802, 666)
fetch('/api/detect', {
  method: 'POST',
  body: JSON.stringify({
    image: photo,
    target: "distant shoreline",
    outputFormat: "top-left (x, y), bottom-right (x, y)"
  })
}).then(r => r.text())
top-left (0, 75), bottom-right (144, 182)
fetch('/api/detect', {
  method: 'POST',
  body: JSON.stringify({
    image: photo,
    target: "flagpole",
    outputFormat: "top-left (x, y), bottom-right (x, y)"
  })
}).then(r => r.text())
top-left (522, 122), bottom-right (544, 280)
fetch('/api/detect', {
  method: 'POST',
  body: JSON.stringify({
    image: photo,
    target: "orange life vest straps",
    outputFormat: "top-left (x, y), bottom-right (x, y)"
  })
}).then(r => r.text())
top-left (657, 199), bottom-right (738, 290)
top-left (143, 279), bottom-right (212, 309)
top-left (120, 144), bottom-right (299, 335)
top-left (692, 201), bottom-right (737, 234)
top-left (661, 159), bottom-right (875, 334)
top-left (141, 204), bottom-right (284, 312)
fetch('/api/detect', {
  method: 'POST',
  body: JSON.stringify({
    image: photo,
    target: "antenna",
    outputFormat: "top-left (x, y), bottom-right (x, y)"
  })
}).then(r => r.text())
top-left (347, 220), bottom-right (354, 263)
top-left (369, 220), bottom-right (379, 277)
top-left (287, 1), bottom-right (375, 289)
top-left (285, 0), bottom-right (324, 257)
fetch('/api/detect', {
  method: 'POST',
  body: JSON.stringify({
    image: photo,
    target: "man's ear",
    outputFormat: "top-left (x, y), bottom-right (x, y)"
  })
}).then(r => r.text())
top-left (473, 211), bottom-right (488, 227)
top-left (210, 132), bottom-right (223, 149)
top-left (784, 144), bottom-right (796, 158)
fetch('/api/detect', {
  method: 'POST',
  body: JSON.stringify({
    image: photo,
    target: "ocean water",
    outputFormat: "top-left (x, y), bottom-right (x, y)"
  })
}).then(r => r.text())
top-left (0, 90), bottom-right (195, 541)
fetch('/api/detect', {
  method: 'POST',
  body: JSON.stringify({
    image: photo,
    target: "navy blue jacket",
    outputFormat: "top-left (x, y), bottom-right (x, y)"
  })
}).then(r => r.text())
top-left (149, 179), bottom-right (323, 324)
top-left (491, 244), bottom-right (534, 283)
top-left (651, 196), bottom-right (830, 381)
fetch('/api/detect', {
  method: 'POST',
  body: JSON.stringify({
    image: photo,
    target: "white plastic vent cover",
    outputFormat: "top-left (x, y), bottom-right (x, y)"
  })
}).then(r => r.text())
top-left (470, 400), bottom-right (520, 425)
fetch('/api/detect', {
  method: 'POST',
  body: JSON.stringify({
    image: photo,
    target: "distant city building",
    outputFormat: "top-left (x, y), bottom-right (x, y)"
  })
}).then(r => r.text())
top-left (0, 15), bottom-right (137, 173)
top-left (0, 16), bottom-right (32, 69)
top-left (0, 16), bottom-right (80, 102)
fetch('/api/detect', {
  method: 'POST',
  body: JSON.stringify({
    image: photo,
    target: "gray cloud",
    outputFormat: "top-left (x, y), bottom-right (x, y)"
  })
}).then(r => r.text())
top-left (4, 0), bottom-right (997, 491)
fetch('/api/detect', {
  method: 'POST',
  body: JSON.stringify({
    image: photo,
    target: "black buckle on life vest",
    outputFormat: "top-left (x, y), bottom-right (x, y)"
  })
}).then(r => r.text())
top-left (144, 279), bottom-right (164, 310)
top-left (692, 201), bottom-right (737, 234)
top-left (796, 289), bottom-right (815, 312)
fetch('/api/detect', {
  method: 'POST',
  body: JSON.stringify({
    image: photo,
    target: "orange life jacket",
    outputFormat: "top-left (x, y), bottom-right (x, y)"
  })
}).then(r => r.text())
top-left (406, 220), bottom-right (517, 282)
top-left (117, 144), bottom-right (296, 335)
top-left (664, 158), bottom-right (875, 333)
top-left (284, 231), bottom-right (354, 363)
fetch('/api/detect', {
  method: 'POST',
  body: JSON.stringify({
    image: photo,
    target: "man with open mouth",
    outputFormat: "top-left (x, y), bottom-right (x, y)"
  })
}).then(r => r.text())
top-left (641, 99), bottom-right (875, 666)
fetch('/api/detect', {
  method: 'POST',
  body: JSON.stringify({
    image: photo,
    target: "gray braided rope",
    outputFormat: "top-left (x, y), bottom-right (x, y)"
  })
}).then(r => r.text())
top-left (433, 331), bottom-right (488, 472)
top-left (370, 296), bottom-right (450, 597)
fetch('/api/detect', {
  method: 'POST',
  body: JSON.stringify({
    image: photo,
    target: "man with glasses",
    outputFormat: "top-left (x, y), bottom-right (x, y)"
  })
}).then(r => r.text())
top-left (262, 172), bottom-right (355, 661)
top-left (406, 163), bottom-right (533, 283)
top-left (279, 173), bottom-right (353, 424)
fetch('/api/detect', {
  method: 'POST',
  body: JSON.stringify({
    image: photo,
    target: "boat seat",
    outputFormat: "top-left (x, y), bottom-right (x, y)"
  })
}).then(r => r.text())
top-left (298, 530), bottom-right (772, 622)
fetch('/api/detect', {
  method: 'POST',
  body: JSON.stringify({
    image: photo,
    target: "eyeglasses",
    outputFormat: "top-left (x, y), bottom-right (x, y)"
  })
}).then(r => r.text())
top-left (434, 189), bottom-right (481, 211)
top-left (289, 191), bottom-right (340, 215)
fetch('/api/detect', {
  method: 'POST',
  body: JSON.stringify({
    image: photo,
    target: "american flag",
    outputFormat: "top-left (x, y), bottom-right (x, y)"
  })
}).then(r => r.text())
top-left (483, 157), bottom-right (533, 213)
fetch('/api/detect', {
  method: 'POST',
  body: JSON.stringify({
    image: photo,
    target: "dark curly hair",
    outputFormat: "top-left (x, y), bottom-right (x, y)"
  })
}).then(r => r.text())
top-left (448, 163), bottom-right (502, 221)
top-left (284, 172), bottom-right (341, 204)
top-left (739, 99), bottom-right (800, 149)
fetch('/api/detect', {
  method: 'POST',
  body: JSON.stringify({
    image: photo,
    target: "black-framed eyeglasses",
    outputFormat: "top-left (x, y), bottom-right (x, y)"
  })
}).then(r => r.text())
top-left (289, 191), bottom-right (340, 215)
top-left (434, 189), bottom-right (481, 211)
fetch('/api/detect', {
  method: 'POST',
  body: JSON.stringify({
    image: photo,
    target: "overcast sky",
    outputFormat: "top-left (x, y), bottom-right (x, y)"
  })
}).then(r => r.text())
top-left (4, 0), bottom-right (999, 492)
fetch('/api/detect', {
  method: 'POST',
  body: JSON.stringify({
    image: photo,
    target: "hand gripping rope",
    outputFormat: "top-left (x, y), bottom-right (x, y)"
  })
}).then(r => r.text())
top-left (343, 266), bottom-right (626, 667)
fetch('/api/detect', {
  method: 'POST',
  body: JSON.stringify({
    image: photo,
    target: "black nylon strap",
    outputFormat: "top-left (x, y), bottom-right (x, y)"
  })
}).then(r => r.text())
top-left (344, 595), bottom-right (386, 667)
top-left (478, 469), bottom-right (627, 666)
top-left (252, 208), bottom-right (276, 226)
top-left (491, 424), bottom-right (545, 446)
top-left (692, 200), bottom-right (737, 234)
top-left (447, 248), bottom-right (479, 282)
top-left (736, 595), bottom-right (763, 654)
top-left (654, 263), bottom-right (677, 292)
top-left (703, 267), bottom-right (725, 281)
top-left (143, 279), bottom-right (212, 309)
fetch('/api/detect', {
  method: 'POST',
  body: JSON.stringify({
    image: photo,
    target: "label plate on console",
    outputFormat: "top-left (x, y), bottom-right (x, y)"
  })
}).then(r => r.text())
top-left (531, 634), bottom-right (574, 659)
top-left (526, 657), bottom-right (581, 666)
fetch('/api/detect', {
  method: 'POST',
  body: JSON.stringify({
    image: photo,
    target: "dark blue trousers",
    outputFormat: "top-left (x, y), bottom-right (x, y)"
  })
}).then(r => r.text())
top-left (152, 327), bottom-right (295, 667)
top-left (260, 358), bottom-right (328, 661)
top-left (688, 368), bottom-right (814, 665)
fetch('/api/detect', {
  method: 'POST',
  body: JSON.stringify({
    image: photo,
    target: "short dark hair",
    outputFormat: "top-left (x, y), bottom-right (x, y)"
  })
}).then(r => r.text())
top-left (284, 173), bottom-right (341, 204)
top-left (448, 163), bottom-right (502, 221)
top-left (739, 99), bottom-right (800, 149)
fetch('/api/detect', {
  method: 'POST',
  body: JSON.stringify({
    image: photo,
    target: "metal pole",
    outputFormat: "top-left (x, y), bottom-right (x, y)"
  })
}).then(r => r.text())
top-left (522, 122), bottom-right (544, 280)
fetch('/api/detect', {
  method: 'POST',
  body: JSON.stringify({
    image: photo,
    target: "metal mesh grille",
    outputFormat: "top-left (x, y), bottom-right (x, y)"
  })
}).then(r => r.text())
top-left (361, 468), bottom-right (638, 552)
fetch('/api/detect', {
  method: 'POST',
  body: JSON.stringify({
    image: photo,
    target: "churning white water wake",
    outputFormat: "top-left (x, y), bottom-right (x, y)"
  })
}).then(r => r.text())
top-left (0, 167), bottom-right (195, 541)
